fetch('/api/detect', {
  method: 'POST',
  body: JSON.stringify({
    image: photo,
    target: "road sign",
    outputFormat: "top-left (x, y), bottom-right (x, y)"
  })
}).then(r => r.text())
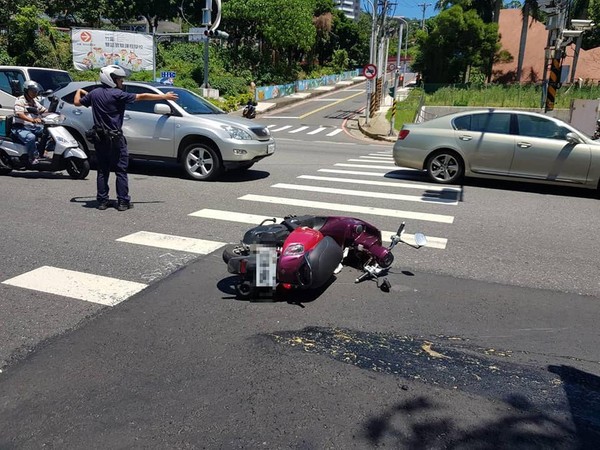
top-left (388, 63), bottom-right (396, 71)
top-left (364, 64), bottom-right (377, 79)
top-left (161, 71), bottom-right (176, 79)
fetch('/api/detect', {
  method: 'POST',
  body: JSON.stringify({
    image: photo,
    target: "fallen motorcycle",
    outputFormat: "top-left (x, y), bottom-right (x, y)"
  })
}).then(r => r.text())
top-left (222, 215), bottom-right (427, 299)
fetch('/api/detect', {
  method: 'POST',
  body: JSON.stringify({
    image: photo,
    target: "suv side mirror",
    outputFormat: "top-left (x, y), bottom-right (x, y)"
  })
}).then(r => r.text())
top-left (565, 132), bottom-right (581, 144)
top-left (154, 103), bottom-right (172, 115)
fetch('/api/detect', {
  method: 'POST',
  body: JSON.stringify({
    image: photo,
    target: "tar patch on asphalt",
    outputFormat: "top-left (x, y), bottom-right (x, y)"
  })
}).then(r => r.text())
top-left (267, 327), bottom-right (569, 406)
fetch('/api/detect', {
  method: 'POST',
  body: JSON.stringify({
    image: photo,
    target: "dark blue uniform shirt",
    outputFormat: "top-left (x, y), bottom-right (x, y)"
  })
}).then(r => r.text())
top-left (79, 86), bottom-right (136, 131)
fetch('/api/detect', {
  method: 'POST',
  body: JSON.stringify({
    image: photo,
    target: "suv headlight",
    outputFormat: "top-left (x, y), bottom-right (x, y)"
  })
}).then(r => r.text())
top-left (223, 125), bottom-right (252, 140)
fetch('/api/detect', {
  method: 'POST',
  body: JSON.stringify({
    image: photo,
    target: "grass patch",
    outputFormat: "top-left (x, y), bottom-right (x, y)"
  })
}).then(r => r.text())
top-left (388, 84), bottom-right (600, 129)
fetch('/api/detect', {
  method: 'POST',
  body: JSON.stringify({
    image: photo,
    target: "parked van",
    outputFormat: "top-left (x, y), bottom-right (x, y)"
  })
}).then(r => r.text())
top-left (0, 66), bottom-right (73, 116)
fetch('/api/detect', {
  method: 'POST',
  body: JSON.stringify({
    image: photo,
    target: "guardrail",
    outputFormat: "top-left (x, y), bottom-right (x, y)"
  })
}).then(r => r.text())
top-left (255, 70), bottom-right (360, 101)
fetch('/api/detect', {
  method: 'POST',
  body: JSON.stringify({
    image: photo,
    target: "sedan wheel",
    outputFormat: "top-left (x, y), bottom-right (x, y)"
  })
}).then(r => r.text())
top-left (426, 151), bottom-right (464, 184)
top-left (182, 143), bottom-right (222, 181)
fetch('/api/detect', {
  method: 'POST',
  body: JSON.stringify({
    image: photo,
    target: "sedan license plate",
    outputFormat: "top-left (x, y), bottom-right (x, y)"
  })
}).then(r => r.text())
top-left (267, 143), bottom-right (275, 154)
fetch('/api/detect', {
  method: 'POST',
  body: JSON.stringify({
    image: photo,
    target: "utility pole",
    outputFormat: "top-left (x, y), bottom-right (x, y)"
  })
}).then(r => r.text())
top-left (418, 3), bottom-right (431, 30)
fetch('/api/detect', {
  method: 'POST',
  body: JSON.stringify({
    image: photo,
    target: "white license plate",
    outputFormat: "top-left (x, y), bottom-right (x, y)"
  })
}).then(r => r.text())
top-left (267, 143), bottom-right (275, 154)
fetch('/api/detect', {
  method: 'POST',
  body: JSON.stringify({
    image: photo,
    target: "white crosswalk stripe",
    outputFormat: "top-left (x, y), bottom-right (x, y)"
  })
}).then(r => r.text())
top-left (326, 129), bottom-right (343, 137)
top-left (116, 231), bottom-right (225, 254)
top-left (335, 163), bottom-right (411, 170)
top-left (319, 169), bottom-right (420, 178)
top-left (271, 183), bottom-right (458, 205)
top-left (189, 209), bottom-right (447, 249)
top-left (297, 175), bottom-right (461, 192)
top-left (239, 194), bottom-right (455, 223)
top-left (347, 159), bottom-right (395, 164)
top-left (2, 266), bottom-right (147, 306)
top-left (289, 126), bottom-right (309, 134)
top-left (307, 127), bottom-right (327, 135)
top-left (270, 125), bottom-right (293, 132)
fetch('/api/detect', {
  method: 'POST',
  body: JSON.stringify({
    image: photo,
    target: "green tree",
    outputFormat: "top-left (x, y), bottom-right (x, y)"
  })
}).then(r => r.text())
top-left (7, 6), bottom-right (69, 67)
top-left (104, 0), bottom-right (179, 32)
top-left (412, 5), bottom-right (499, 84)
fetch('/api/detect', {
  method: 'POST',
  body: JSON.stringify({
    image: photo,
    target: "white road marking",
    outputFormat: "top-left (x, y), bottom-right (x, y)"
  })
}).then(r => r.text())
top-left (2, 266), bottom-right (147, 306)
top-left (347, 158), bottom-right (395, 164)
top-left (319, 169), bottom-right (415, 177)
top-left (369, 153), bottom-right (392, 156)
top-left (239, 195), bottom-right (455, 223)
top-left (267, 125), bottom-right (277, 128)
top-left (289, 126), bottom-right (309, 134)
top-left (189, 209), bottom-right (447, 249)
top-left (270, 125), bottom-right (293, 132)
top-left (271, 183), bottom-right (458, 205)
top-left (360, 155), bottom-right (393, 160)
top-left (335, 163), bottom-right (413, 170)
top-left (264, 116), bottom-right (300, 119)
top-left (326, 129), bottom-right (344, 137)
top-left (297, 175), bottom-right (462, 192)
top-left (116, 231), bottom-right (224, 254)
top-left (307, 127), bottom-right (327, 135)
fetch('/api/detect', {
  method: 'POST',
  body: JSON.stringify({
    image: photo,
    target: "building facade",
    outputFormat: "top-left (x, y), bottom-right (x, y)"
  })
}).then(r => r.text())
top-left (333, 0), bottom-right (361, 21)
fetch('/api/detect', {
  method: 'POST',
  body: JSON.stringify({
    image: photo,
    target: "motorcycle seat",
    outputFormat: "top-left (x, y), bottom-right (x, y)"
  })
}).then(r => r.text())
top-left (283, 215), bottom-right (328, 231)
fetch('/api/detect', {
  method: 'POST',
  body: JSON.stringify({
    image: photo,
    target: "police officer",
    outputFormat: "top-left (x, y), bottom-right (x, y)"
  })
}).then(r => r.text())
top-left (74, 65), bottom-right (178, 211)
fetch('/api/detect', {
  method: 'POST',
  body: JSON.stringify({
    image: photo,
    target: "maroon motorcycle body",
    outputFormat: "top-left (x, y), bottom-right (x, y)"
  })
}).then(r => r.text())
top-left (223, 215), bottom-right (421, 298)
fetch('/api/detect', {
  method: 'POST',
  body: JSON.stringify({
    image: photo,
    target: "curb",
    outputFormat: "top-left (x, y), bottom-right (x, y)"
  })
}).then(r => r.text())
top-left (357, 109), bottom-right (397, 143)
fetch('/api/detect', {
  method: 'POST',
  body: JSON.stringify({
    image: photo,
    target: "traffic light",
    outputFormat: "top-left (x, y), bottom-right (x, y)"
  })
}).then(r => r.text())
top-left (388, 86), bottom-right (396, 98)
top-left (203, 29), bottom-right (229, 40)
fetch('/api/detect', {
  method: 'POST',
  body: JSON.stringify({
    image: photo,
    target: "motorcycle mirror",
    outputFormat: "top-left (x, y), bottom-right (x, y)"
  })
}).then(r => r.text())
top-left (414, 233), bottom-right (427, 247)
top-left (41, 89), bottom-right (54, 98)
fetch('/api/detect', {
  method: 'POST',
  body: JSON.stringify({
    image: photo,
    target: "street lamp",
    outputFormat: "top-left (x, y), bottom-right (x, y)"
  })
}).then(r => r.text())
top-left (392, 17), bottom-right (408, 90)
top-left (568, 19), bottom-right (595, 83)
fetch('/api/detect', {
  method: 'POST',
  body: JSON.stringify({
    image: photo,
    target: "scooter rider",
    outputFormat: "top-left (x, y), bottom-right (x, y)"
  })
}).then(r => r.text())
top-left (12, 80), bottom-right (48, 165)
top-left (74, 65), bottom-right (178, 211)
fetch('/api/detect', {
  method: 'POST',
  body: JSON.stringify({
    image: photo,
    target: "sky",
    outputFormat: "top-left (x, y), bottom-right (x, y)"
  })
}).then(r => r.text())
top-left (360, 0), bottom-right (438, 21)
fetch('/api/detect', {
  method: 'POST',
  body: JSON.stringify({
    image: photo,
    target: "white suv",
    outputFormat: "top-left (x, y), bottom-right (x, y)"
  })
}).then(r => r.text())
top-left (52, 81), bottom-right (276, 181)
top-left (0, 66), bottom-right (73, 116)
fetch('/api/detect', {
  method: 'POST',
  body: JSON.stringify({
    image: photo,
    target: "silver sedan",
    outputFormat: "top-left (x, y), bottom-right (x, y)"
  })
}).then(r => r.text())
top-left (393, 109), bottom-right (600, 191)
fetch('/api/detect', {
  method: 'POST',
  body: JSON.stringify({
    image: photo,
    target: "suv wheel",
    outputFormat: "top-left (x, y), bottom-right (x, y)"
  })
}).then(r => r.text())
top-left (182, 143), bottom-right (222, 181)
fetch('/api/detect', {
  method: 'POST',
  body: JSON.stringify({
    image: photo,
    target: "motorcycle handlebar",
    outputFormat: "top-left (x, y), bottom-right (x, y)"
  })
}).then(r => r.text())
top-left (355, 271), bottom-right (371, 283)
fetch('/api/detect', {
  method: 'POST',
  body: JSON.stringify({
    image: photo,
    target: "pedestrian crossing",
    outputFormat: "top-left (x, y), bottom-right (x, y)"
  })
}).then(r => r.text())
top-left (1, 151), bottom-right (461, 307)
top-left (266, 124), bottom-right (347, 138)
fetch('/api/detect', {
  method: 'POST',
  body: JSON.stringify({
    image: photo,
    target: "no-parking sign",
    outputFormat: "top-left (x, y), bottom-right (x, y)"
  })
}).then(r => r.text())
top-left (363, 63), bottom-right (377, 79)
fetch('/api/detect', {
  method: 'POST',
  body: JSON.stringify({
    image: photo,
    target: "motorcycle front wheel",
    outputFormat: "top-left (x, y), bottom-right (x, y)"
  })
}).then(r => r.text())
top-left (222, 244), bottom-right (249, 263)
top-left (65, 157), bottom-right (90, 179)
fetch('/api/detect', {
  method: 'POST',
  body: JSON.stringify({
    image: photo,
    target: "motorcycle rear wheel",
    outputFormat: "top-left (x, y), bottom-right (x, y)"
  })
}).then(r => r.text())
top-left (222, 244), bottom-right (249, 263)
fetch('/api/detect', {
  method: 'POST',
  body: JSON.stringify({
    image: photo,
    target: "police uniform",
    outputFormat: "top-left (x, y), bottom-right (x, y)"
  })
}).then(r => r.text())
top-left (78, 87), bottom-right (136, 205)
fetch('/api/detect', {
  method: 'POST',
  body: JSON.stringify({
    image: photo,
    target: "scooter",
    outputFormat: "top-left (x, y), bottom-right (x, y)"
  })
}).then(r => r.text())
top-left (222, 215), bottom-right (427, 298)
top-left (0, 92), bottom-right (90, 179)
top-left (242, 100), bottom-right (257, 119)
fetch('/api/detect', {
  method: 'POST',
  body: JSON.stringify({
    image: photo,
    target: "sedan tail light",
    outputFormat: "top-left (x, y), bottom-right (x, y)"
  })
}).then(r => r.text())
top-left (398, 129), bottom-right (410, 140)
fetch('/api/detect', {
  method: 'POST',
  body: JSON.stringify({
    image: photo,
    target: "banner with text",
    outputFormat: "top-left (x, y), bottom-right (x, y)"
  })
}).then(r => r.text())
top-left (71, 29), bottom-right (154, 72)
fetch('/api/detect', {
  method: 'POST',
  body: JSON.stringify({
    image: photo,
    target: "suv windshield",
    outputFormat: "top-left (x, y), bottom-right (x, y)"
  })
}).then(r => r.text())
top-left (156, 87), bottom-right (225, 115)
top-left (29, 69), bottom-right (72, 92)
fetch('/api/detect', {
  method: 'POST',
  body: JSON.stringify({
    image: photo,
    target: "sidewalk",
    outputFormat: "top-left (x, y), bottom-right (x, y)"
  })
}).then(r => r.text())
top-left (241, 76), bottom-right (401, 143)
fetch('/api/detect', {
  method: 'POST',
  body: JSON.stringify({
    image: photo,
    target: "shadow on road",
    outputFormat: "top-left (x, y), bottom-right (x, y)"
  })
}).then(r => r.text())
top-left (217, 275), bottom-right (335, 306)
top-left (362, 394), bottom-right (577, 448)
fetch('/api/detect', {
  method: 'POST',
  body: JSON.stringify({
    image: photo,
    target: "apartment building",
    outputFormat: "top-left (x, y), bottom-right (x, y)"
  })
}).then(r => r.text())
top-left (333, 0), bottom-right (361, 21)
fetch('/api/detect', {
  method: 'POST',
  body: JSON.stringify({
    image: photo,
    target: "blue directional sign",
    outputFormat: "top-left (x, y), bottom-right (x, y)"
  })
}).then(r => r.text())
top-left (161, 71), bottom-right (176, 79)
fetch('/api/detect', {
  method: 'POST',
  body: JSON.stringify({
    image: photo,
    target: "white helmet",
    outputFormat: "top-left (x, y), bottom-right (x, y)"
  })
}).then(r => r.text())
top-left (100, 65), bottom-right (127, 88)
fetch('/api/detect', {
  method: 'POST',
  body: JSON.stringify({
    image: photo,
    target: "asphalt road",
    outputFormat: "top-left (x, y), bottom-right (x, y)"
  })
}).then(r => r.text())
top-left (1, 91), bottom-right (600, 448)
